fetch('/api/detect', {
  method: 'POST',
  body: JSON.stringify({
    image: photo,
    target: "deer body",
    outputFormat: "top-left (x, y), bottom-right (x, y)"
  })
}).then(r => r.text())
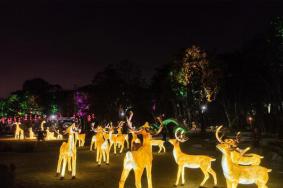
top-left (217, 144), bottom-right (271, 188)
top-left (119, 127), bottom-right (153, 188)
top-left (169, 139), bottom-right (217, 187)
top-left (56, 125), bottom-right (77, 179)
top-left (14, 122), bottom-right (24, 139)
top-left (231, 150), bottom-right (263, 166)
top-left (76, 133), bottom-right (86, 147)
top-left (151, 139), bottom-right (166, 153)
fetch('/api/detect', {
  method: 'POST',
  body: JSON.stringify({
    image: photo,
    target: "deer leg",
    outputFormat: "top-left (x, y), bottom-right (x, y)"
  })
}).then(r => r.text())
top-left (67, 157), bottom-right (72, 172)
top-left (98, 149), bottom-right (102, 165)
top-left (120, 143), bottom-right (124, 153)
top-left (162, 144), bottom-right (166, 152)
top-left (175, 166), bottom-right (182, 186)
top-left (200, 166), bottom-right (210, 186)
top-left (102, 150), bottom-right (106, 162)
top-left (119, 168), bottom-right (131, 188)
top-left (96, 148), bottom-right (100, 162)
top-left (158, 145), bottom-right (162, 153)
top-left (106, 149), bottom-right (109, 164)
top-left (114, 143), bottom-right (117, 154)
top-left (134, 169), bottom-right (143, 188)
top-left (146, 164), bottom-right (153, 188)
top-left (72, 154), bottom-right (76, 178)
top-left (181, 166), bottom-right (185, 185)
top-left (60, 158), bottom-right (67, 178)
top-left (208, 167), bottom-right (217, 186)
top-left (226, 179), bottom-right (232, 188)
top-left (231, 182), bottom-right (238, 188)
top-left (125, 136), bottom-right (129, 149)
top-left (90, 141), bottom-right (93, 151)
top-left (56, 155), bottom-right (63, 174)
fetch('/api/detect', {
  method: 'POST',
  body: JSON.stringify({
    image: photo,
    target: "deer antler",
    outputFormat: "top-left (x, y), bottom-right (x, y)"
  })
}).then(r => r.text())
top-left (175, 127), bottom-right (189, 142)
top-left (215, 125), bottom-right (224, 143)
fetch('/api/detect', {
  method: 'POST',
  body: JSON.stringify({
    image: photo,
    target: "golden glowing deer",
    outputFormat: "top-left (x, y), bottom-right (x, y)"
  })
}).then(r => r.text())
top-left (169, 139), bottom-right (217, 187)
top-left (14, 122), bottom-right (24, 140)
top-left (90, 135), bottom-right (97, 151)
top-left (46, 127), bottom-right (56, 140)
top-left (56, 124), bottom-right (77, 179)
top-left (119, 122), bottom-right (153, 188)
top-left (94, 126), bottom-right (108, 165)
top-left (151, 139), bottom-right (166, 153)
top-left (76, 133), bottom-right (86, 147)
top-left (28, 127), bottom-right (36, 139)
top-left (216, 126), bottom-right (271, 188)
top-left (216, 126), bottom-right (263, 166)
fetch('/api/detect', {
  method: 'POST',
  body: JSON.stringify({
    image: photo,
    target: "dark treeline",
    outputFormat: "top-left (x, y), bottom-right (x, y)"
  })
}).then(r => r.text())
top-left (1, 17), bottom-right (283, 136)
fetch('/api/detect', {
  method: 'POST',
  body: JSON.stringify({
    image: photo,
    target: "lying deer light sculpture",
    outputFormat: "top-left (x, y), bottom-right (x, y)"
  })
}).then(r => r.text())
top-left (28, 127), bottom-right (36, 139)
top-left (215, 126), bottom-right (263, 166)
top-left (216, 126), bottom-right (271, 188)
top-left (56, 123), bottom-right (77, 179)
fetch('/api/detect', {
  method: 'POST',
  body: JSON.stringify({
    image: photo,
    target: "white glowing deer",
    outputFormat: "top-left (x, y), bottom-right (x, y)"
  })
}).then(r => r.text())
top-left (216, 126), bottom-right (263, 166)
top-left (169, 139), bottom-right (217, 187)
top-left (56, 123), bottom-right (77, 179)
top-left (119, 122), bottom-right (153, 188)
top-left (216, 126), bottom-right (271, 188)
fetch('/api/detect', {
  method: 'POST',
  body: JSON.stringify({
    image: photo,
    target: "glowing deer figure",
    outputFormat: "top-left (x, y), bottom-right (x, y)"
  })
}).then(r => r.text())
top-left (117, 123), bottom-right (130, 149)
top-left (77, 133), bottom-right (86, 147)
top-left (56, 124), bottom-right (77, 179)
top-left (90, 135), bottom-right (97, 151)
top-left (46, 127), bottom-right (56, 140)
top-left (216, 126), bottom-right (263, 166)
top-left (109, 123), bottom-right (126, 154)
top-left (14, 122), bottom-right (24, 140)
top-left (119, 122), bottom-right (153, 188)
top-left (95, 126), bottom-right (109, 165)
top-left (151, 139), bottom-right (166, 153)
top-left (28, 127), bottom-right (36, 139)
top-left (169, 139), bottom-right (217, 187)
top-left (216, 126), bottom-right (271, 188)
top-left (55, 130), bottom-right (63, 140)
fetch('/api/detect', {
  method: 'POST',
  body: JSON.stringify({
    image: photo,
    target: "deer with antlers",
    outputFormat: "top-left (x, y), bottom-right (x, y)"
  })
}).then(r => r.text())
top-left (56, 123), bottom-right (77, 179)
top-left (119, 122), bottom-right (153, 188)
top-left (169, 138), bottom-right (217, 187)
top-left (94, 126), bottom-right (110, 165)
top-left (216, 126), bottom-right (263, 166)
top-left (109, 122), bottom-right (126, 154)
top-left (216, 126), bottom-right (271, 188)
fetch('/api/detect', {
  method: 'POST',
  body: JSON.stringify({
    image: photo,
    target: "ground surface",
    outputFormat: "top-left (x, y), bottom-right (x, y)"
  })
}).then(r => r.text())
top-left (0, 137), bottom-right (282, 188)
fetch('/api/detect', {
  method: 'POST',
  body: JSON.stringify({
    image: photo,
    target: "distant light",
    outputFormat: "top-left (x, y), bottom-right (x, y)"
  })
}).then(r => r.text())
top-left (120, 112), bottom-right (125, 117)
top-left (51, 115), bottom-right (57, 120)
top-left (248, 116), bottom-right (253, 121)
top-left (201, 105), bottom-right (207, 113)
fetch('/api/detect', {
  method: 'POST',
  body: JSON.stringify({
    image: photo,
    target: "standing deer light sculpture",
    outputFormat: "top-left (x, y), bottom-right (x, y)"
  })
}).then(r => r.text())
top-left (14, 122), bottom-right (24, 139)
top-left (151, 139), bottom-right (166, 153)
top-left (119, 122), bottom-right (154, 188)
top-left (216, 126), bottom-right (271, 188)
top-left (56, 123), bottom-right (77, 179)
top-left (28, 127), bottom-right (36, 139)
top-left (169, 138), bottom-right (217, 187)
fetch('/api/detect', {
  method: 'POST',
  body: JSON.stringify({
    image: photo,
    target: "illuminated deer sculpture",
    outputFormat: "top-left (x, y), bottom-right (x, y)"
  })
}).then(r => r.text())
top-left (14, 122), bottom-right (24, 139)
top-left (119, 122), bottom-right (153, 188)
top-left (28, 127), bottom-right (36, 139)
top-left (46, 127), bottom-right (56, 140)
top-left (169, 138), bottom-right (217, 187)
top-left (216, 126), bottom-right (271, 188)
top-left (151, 139), bottom-right (166, 153)
top-left (216, 126), bottom-right (263, 166)
top-left (109, 122), bottom-right (126, 154)
top-left (56, 123), bottom-right (77, 179)
top-left (76, 133), bottom-right (86, 147)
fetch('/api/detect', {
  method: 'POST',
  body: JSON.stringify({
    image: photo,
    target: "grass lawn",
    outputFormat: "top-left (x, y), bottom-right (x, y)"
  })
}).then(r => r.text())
top-left (0, 137), bottom-right (282, 188)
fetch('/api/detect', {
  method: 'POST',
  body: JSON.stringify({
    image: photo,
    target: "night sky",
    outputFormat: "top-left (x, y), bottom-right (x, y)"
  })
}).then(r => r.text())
top-left (0, 0), bottom-right (282, 97)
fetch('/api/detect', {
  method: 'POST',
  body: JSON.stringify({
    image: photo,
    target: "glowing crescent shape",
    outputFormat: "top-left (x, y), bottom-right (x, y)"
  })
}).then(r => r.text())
top-left (175, 127), bottom-right (189, 142)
